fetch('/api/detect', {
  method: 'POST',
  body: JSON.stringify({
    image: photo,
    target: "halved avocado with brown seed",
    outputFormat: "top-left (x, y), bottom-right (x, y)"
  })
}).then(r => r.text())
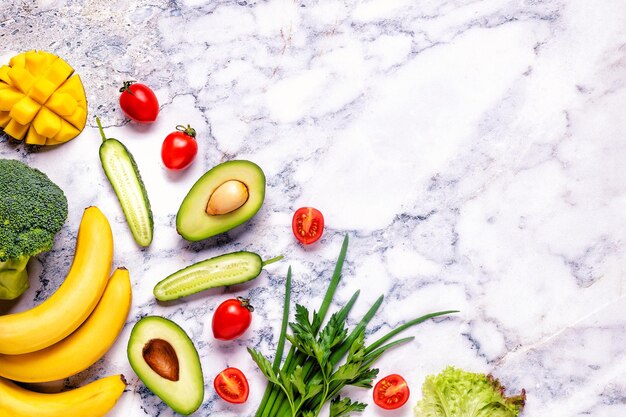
top-left (127, 316), bottom-right (204, 415)
top-left (176, 160), bottom-right (266, 241)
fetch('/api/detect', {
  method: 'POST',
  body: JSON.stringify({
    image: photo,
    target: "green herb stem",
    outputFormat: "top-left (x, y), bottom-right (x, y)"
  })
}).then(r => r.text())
top-left (273, 267), bottom-right (292, 372)
top-left (256, 268), bottom-right (293, 416)
top-left (315, 234), bottom-right (349, 332)
top-left (364, 310), bottom-right (459, 355)
top-left (330, 295), bottom-right (384, 365)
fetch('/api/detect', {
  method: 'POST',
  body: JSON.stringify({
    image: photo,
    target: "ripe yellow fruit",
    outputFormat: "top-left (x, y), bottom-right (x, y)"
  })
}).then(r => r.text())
top-left (0, 206), bottom-right (113, 355)
top-left (0, 268), bottom-right (132, 383)
top-left (0, 50), bottom-right (87, 145)
top-left (0, 374), bottom-right (126, 417)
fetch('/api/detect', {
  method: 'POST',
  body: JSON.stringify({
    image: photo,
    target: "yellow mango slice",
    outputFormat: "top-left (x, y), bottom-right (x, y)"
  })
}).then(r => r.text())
top-left (45, 91), bottom-right (77, 116)
top-left (0, 87), bottom-right (25, 111)
top-left (0, 66), bottom-right (11, 85)
top-left (25, 51), bottom-right (48, 76)
top-left (29, 77), bottom-right (57, 104)
top-left (1, 51), bottom-right (86, 144)
top-left (44, 58), bottom-right (74, 88)
top-left (4, 118), bottom-right (29, 140)
top-left (53, 119), bottom-right (80, 143)
top-left (0, 111), bottom-right (10, 128)
top-left (9, 53), bottom-right (26, 69)
top-left (25, 127), bottom-right (47, 145)
top-left (8, 66), bottom-right (36, 94)
top-left (57, 75), bottom-right (86, 101)
top-left (32, 106), bottom-right (61, 138)
top-left (65, 106), bottom-right (87, 130)
top-left (9, 96), bottom-right (41, 125)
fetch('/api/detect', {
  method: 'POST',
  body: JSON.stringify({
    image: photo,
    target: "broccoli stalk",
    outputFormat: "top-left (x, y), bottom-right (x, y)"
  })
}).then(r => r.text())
top-left (0, 257), bottom-right (29, 299)
top-left (0, 159), bottom-right (68, 300)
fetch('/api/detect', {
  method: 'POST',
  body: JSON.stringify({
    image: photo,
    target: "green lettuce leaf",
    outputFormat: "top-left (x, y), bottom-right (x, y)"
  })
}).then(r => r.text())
top-left (414, 366), bottom-right (526, 417)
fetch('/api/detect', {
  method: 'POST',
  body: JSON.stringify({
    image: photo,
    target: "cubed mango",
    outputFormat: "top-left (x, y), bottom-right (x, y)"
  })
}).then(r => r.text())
top-left (4, 118), bottom-right (29, 140)
top-left (65, 106), bottom-right (87, 130)
top-left (53, 119), bottom-right (80, 143)
top-left (0, 111), bottom-right (11, 128)
top-left (25, 127), bottom-right (47, 145)
top-left (9, 96), bottom-right (41, 125)
top-left (32, 106), bottom-right (61, 138)
top-left (0, 87), bottom-right (25, 111)
top-left (45, 91), bottom-right (77, 116)
top-left (8, 66), bottom-right (36, 94)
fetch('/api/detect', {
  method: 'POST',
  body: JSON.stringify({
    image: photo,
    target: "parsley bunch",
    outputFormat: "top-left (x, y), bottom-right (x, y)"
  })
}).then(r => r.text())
top-left (248, 236), bottom-right (457, 417)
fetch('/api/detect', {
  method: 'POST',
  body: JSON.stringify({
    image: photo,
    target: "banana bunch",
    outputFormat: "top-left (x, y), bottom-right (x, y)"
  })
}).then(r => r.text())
top-left (0, 207), bottom-right (132, 417)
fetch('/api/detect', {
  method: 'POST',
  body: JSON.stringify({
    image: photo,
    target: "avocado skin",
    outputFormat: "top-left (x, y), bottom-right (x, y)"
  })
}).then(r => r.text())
top-left (176, 160), bottom-right (266, 241)
top-left (127, 316), bottom-right (204, 416)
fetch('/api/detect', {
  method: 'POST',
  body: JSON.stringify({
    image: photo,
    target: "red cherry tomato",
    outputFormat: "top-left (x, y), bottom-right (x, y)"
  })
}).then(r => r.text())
top-left (119, 81), bottom-right (159, 123)
top-left (161, 125), bottom-right (198, 170)
top-left (292, 207), bottom-right (324, 245)
top-left (212, 297), bottom-right (253, 340)
top-left (373, 374), bottom-right (410, 410)
top-left (214, 367), bottom-right (249, 404)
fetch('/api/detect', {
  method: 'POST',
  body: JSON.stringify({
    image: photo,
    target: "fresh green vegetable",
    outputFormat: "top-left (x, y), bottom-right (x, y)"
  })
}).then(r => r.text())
top-left (176, 160), bottom-right (266, 241)
top-left (153, 251), bottom-right (283, 301)
top-left (0, 159), bottom-right (68, 299)
top-left (96, 117), bottom-right (153, 247)
top-left (248, 235), bottom-right (458, 417)
top-left (414, 366), bottom-right (526, 417)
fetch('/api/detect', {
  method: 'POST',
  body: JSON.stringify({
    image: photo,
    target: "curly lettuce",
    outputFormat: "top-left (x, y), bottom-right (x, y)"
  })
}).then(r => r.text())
top-left (414, 366), bottom-right (526, 417)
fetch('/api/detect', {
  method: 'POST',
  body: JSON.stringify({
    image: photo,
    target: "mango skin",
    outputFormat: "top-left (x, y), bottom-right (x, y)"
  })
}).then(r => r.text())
top-left (0, 50), bottom-right (87, 145)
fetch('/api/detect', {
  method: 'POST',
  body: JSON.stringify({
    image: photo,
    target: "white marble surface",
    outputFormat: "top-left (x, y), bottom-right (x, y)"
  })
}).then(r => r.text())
top-left (1, 0), bottom-right (626, 416)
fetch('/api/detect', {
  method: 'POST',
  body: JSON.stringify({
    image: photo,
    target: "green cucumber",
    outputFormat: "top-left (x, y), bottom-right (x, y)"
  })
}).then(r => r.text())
top-left (96, 117), bottom-right (153, 247)
top-left (154, 251), bottom-right (283, 301)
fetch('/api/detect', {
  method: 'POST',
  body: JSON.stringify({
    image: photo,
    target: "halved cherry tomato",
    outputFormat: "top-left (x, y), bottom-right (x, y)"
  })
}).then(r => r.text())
top-left (119, 81), bottom-right (159, 123)
top-left (373, 374), bottom-right (410, 410)
top-left (214, 367), bottom-right (249, 404)
top-left (161, 125), bottom-right (198, 170)
top-left (292, 207), bottom-right (324, 245)
top-left (212, 297), bottom-right (254, 340)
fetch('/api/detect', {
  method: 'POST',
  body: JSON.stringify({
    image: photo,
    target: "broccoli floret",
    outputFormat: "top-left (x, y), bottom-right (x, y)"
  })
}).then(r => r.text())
top-left (0, 159), bottom-right (68, 299)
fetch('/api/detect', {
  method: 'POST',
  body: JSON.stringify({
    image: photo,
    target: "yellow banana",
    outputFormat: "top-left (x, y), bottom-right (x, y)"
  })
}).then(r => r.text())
top-left (0, 374), bottom-right (125, 417)
top-left (0, 268), bottom-right (131, 382)
top-left (0, 206), bottom-right (113, 354)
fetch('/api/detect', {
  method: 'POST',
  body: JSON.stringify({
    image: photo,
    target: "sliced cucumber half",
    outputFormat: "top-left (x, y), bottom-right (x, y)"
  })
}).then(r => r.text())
top-left (96, 117), bottom-right (153, 247)
top-left (154, 251), bottom-right (283, 301)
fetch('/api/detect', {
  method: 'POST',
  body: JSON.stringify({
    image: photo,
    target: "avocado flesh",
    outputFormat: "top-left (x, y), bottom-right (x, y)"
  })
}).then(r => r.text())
top-left (176, 160), bottom-right (266, 241)
top-left (127, 316), bottom-right (204, 416)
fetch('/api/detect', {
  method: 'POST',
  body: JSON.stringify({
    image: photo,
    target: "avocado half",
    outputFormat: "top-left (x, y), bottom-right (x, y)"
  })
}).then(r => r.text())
top-left (127, 316), bottom-right (204, 415)
top-left (176, 160), bottom-right (266, 241)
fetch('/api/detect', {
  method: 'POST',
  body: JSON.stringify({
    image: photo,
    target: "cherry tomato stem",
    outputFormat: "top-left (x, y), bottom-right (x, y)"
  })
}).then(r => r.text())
top-left (176, 124), bottom-right (196, 137)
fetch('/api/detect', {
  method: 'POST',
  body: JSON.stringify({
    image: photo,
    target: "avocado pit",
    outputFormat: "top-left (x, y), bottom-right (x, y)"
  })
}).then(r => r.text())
top-left (206, 180), bottom-right (249, 215)
top-left (142, 338), bottom-right (180, 381)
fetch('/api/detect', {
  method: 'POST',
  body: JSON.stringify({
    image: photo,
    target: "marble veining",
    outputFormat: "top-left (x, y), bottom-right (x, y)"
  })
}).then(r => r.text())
top-left (1, 0), bottom-right (625, 416)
